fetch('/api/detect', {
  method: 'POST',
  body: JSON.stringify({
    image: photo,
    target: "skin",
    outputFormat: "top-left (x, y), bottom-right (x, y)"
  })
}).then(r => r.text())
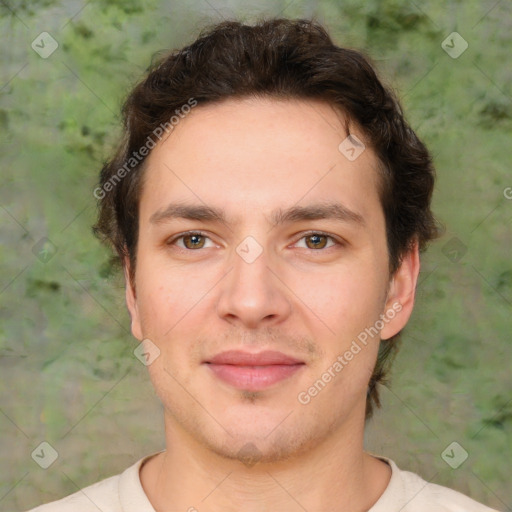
top-left (124, 97), bottom-right (420, 512)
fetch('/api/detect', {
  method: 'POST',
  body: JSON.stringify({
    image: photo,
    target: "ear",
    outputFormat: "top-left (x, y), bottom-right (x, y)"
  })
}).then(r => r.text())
top-left (380, 240), bottom-right (420, 340)
top-left (123, 256), bottom-right (143, 341)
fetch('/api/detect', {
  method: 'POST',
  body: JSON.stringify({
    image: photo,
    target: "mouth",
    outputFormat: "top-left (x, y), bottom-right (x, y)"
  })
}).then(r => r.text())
top-left (203, 350), bottom-right (305, 391)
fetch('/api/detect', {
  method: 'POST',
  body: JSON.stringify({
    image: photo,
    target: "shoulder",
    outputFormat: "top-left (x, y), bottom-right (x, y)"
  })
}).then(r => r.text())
top-left (24, 473), bottom-right (122, 512)
top-left (371, 456), bottom-right (500, 512)
top-left (397, 466), bottom-right (498, 511)
top-left (23, 453), bottom-right (158, 512)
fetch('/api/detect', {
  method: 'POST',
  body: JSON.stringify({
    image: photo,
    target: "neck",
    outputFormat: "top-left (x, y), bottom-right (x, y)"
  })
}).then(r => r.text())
top-left (141, 411), bottom-right (391, 512)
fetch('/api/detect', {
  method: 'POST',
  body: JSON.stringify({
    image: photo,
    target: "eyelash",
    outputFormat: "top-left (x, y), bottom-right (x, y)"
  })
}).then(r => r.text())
top-left (167, 230), bottom-right (343, 251)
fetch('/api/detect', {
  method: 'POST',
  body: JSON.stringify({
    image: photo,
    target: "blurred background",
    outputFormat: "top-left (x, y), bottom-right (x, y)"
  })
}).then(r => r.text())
top-left (1, 0), bottom-right (511, 510)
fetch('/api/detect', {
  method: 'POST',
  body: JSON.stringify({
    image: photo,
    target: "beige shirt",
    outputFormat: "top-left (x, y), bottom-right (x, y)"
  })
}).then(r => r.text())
top-left (26, 453), bottom-right (499, 512)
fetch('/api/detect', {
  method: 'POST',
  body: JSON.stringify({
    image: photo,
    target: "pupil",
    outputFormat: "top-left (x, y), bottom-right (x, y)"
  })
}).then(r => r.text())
top-left (187, 234), bottom-right (203, 248)
top-left (309, 235), bottom-right (324, 248)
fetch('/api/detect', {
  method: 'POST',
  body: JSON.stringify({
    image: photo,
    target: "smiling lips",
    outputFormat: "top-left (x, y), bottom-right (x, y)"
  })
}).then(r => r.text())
top-left (204, 350), bottom-right (305, 391)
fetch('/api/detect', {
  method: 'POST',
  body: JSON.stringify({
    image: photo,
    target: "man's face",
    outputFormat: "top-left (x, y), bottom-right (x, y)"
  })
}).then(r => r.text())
top-left (126, 97), bottom-right (415, 463)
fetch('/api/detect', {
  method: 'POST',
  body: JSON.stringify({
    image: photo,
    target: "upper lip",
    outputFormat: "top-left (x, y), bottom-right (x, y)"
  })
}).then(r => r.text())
top-left (205, 350), bottom-right (304, 366)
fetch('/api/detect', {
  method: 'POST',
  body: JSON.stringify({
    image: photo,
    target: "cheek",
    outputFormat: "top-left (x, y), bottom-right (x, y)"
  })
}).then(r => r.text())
top-left (134, 286), bottom-right (171, 348)
top-left (290, 260), bottom-right (387, 338)
top-left (134, 257), bottom-right (208, 335)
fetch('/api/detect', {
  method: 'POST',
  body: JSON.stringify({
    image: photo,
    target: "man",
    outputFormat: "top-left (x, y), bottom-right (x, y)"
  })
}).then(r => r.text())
top-left (28, 18), bottom-right (498, 512)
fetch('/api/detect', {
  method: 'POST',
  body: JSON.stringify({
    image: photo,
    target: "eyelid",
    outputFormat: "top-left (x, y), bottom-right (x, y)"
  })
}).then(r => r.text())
top-left (166, 230), bottom-right (215, 248)
top-left (291, 230), bottom-right (344, 249)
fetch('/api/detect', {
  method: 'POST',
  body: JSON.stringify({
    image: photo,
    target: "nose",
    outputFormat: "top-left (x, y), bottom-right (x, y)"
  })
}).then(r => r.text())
top-left (216, 238), bottom-right (292, 330)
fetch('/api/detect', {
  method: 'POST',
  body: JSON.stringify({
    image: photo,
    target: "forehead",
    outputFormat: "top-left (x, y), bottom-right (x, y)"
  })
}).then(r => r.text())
top-left (139, 97), bottom-right (382, 226)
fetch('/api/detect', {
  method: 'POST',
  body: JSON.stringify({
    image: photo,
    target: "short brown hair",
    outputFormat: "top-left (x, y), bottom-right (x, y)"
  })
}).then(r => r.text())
top-left (93, 18), bottom-right (441, 420)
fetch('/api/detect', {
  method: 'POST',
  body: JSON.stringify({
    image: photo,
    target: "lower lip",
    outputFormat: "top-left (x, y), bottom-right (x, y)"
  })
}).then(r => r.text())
top-left (206, 363), bottom-right (304, 391)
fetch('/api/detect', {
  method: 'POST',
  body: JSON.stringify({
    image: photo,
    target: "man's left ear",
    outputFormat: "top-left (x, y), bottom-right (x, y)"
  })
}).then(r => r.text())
top-left (380, 240), bottom-right (420, 340)
top-left (123, 255), bottom-right (143, 341)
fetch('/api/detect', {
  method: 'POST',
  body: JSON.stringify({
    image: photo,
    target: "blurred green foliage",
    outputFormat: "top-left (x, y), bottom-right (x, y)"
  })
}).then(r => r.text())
top-left (1, 1), bottom-right (510, 510)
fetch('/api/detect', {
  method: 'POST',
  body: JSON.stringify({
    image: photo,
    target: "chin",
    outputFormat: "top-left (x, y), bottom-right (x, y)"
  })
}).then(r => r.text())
top-left (200, 417), bottom-right (328, 467)
top-left (211, 436), bottom-right (303, 466)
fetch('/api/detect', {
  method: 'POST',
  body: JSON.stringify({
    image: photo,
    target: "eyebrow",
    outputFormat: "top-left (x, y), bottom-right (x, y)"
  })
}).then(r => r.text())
top-left (149, 201), bottom-right (365, 227)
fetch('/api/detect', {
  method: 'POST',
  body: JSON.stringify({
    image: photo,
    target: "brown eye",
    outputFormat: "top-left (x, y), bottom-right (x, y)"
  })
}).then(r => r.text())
top-left (182, 233), bottom-right (206, 249)
top-left (306, 234), bottom-right (328, 249)
top-left (168, 232), bottom-right (213, 250)
top-left (297, 233), bottom-right (337, 250)
top-left (295, 231), bottom-right (344, 252)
